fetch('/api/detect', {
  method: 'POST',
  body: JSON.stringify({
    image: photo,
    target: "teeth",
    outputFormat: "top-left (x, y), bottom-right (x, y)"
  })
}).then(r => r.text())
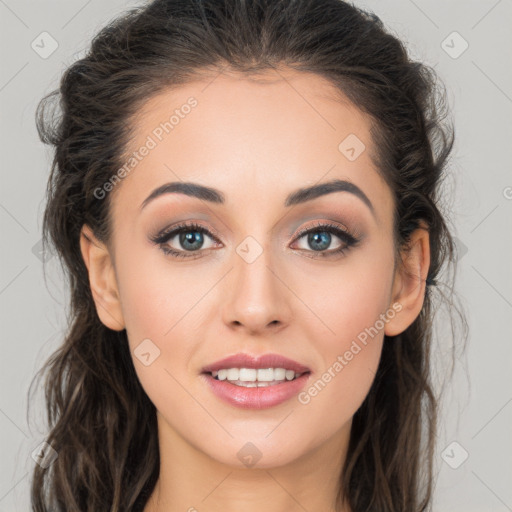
top-left (209, 367), bottom-right (304, 383)
top-left (257, 368), bottom-right (274, 382)
top-left (232, 380), bottom-right (282, 388)
top-left (239, 368), bottom-right (257, 381)
top-left (285, 370), bottom-right (295, 381)
top-left (273, 368), bottom-right (286, 380)
top-left (226, 368), bottom-right (239, 381)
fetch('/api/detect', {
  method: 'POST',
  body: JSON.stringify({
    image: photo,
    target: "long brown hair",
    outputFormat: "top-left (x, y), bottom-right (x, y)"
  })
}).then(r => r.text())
top-left (29, 0), bottom-right (468, 510)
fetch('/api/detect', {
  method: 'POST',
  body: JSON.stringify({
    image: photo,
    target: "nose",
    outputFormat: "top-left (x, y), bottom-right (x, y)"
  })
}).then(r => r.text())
top-left (220, 243), bottom-right (293, 335)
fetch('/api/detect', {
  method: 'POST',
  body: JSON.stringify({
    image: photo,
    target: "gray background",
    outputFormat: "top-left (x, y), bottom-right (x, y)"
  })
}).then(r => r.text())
top-left (1, 0), bottom-right (511, 510)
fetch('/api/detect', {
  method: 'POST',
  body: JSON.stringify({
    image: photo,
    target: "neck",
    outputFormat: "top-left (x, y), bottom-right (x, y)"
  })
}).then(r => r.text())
top-left (143, 412), bottom-right (352, 512)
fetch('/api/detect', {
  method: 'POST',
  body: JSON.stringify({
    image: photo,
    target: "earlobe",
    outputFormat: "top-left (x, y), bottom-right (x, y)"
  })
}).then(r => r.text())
top-left (384, 225), bottom-right (430, 337)
top-left (79, 224), bottom-right (125, 331)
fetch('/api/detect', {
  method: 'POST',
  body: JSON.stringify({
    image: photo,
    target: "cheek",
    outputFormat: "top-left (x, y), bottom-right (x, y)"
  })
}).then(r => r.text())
top-left (294, 298), bottom-right (387, 445)
top-left (113, 244), bottom-right (213, 410)
top-left (113, 247), bottom-right (204, 414)
top-left (293, 234), bottom-right (394, 344)
top-left (115, 242), bottom-right (204, 345)
top-left (292, 242), bottom-right (394, 425)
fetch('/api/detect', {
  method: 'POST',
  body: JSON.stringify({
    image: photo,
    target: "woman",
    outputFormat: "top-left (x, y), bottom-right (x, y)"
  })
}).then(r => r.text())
top-left (29, 0), bottom-right (466, 510)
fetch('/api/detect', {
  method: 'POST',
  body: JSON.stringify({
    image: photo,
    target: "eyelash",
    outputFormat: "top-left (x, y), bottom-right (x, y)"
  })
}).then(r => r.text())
top-left (151, 222), bottom-right (222, 259)
top-left (150, 220), bottom-right (360, 260)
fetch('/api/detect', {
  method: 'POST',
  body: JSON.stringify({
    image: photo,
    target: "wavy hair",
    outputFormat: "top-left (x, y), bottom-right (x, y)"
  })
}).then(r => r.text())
top-left (29, 0), bottom-right (468, 510)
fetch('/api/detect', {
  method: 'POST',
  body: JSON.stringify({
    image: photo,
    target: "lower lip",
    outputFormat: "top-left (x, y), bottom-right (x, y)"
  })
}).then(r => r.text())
top-left (202, 372), bottom-right (311, 409)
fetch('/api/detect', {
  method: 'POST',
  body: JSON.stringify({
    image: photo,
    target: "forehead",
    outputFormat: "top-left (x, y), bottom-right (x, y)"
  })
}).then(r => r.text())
top-left (110, 68), bottom-right (392, 226)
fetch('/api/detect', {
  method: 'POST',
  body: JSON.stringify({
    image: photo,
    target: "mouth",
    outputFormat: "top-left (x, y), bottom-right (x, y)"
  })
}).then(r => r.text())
top-left (201, 353), bottom-right (312, 409)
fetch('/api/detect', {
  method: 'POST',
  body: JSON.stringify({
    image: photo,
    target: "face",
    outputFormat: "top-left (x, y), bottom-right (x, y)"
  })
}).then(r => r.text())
top-left (100, 68), bottom-right (401, 468)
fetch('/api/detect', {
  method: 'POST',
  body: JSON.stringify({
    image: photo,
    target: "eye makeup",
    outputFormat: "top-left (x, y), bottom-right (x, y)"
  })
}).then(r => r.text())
top-left (149, 218), bottom-right (362, 260)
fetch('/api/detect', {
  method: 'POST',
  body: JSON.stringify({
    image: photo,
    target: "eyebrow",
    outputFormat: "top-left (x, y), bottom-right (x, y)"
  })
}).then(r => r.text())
top-left (140, 178), bottom-right (375, 215)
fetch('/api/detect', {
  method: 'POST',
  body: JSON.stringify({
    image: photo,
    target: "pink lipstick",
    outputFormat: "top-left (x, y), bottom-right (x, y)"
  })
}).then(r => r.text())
top-left (201, 353), bottom-right (311, 409)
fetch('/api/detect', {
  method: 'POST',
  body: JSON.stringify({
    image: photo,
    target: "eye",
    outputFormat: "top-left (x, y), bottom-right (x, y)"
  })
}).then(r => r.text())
top-left (291, 221), bottom-right (360, 258)
top-left (150, 221), bottom-right (221, 259)
top-left (150, 220), bottom-right (360, 260)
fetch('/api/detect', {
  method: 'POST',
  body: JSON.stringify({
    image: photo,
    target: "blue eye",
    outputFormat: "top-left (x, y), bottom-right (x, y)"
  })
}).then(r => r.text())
top-left (150, 221), bottom-right (220, 259)
top-left (150, 221), bottom-right (359, 259)
top-left (292, 221), bottom-right (359, 257)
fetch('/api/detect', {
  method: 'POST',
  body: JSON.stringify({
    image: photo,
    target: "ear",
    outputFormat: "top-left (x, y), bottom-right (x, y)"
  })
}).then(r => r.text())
top-left (385, 223), bottom-right (430, 337)
top-left (79, 224), bottom-right (125, 331)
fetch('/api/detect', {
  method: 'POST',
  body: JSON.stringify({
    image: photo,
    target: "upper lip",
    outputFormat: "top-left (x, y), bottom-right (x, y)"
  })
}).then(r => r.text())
top-left (202, 353), bottom-right (311, 374)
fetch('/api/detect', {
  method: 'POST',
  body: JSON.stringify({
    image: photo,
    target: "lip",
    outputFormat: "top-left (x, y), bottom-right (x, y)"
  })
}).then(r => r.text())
top-left (201, 353), bottom-right (311, 409)
top-left (201, 353), bottom-right (311, 374)
top-left (202, 372), bottom-right (311, 409)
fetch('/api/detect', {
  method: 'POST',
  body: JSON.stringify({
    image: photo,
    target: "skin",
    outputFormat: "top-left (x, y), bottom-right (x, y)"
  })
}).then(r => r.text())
top-left (80, 67), bottom-right (430, 512)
